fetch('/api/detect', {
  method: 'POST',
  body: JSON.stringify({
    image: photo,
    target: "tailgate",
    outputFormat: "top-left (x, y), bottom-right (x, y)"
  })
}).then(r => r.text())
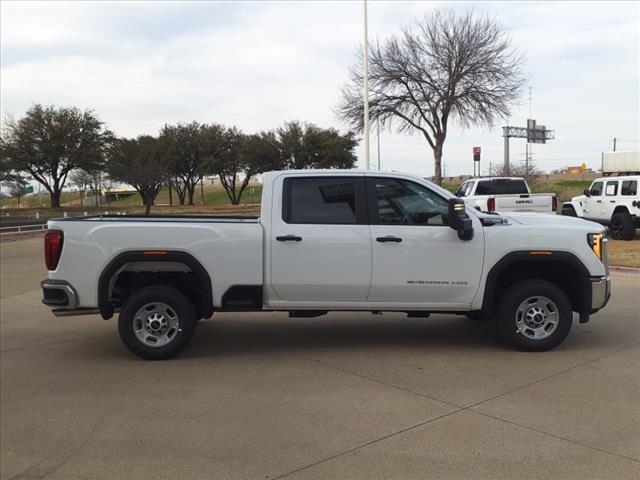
top-left (495, 194), bottom-right (553, 212)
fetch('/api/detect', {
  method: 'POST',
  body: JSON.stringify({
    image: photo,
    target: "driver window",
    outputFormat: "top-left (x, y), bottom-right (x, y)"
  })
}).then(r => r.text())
top-left (373, 178), bottom-right (449, 226)
top-left (590, 181), bottom-right (603, 196)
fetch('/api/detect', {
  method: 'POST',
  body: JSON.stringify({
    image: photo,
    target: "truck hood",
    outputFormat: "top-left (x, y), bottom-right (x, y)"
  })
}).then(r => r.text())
top-left (502, 211), bottom-right (603, 230)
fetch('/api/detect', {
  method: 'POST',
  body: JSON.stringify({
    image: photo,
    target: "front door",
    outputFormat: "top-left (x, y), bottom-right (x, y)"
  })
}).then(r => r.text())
top-left (270, 176), bottom-right (371, 303)
top-left (367, 177), bottom-right (484, 307)
top-left (584, 181), bottom-right (603, 220)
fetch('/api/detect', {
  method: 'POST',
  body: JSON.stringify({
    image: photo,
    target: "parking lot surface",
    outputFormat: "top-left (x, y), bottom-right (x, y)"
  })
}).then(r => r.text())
top-left (1, 238), bottom-right (639, 479)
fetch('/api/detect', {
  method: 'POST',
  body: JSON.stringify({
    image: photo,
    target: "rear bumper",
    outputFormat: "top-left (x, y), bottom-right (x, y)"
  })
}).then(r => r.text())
top-left (41, 279), bottom-right (78, 309)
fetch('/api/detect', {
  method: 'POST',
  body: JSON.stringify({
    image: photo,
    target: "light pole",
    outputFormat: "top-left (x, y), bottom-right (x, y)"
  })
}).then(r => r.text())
top-left (363, 0), bottom-right (370, 169)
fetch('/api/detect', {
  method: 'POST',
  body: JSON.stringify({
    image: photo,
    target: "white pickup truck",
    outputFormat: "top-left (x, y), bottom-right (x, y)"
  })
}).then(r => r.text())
top-left (562, 175), bottom-right (639, 240)
top-left (42, 170), bottom-right (610, 360)
top-left (455, 177), bottom-right (557, 213)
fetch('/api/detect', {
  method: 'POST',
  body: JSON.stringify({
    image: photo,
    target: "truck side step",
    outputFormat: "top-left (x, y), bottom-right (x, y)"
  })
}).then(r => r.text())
top-left (289, 310), bottom-right (328, 318)
top-left (406, 311), bottom-right (431, 318)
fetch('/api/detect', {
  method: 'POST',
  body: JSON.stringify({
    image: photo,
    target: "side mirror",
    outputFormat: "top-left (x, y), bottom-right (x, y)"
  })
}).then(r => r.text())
top-left (584, 189), bottom-right (591, 197)
top-left (448, 198), bottom-right (474, 241)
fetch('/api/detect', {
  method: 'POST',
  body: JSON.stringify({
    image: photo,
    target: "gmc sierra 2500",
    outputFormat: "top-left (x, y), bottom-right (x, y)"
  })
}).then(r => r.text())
top-left (42, 170), bottom-right (611, 359)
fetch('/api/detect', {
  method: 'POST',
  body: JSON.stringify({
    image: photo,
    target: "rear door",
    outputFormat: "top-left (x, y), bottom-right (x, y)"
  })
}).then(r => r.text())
top-left (269, 175), bottom-right (372, 302)
top-left (367, 176), bottom-right (484, 306)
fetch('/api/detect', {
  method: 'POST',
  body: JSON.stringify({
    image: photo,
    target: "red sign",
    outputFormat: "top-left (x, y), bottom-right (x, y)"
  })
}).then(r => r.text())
top-left (473, 147), bottom-right (481, 154)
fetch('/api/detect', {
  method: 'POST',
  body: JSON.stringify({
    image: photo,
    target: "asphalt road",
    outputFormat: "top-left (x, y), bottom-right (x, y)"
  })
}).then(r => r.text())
top-left (1, 238), bottom-right (639, 480)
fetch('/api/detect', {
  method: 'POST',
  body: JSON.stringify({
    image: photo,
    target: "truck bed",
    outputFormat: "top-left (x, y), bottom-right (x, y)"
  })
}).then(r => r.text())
top-left (54, 214), bottom-right (260, 223)
top-left (47, 215), bottom-right (264, 308)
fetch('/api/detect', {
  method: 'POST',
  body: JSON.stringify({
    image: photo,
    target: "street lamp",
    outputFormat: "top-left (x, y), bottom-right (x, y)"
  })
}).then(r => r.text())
top-left (363, 0), bottom-right (370, 170)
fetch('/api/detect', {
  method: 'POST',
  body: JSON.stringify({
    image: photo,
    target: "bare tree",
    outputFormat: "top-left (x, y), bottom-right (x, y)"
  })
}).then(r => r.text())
top-left (489, 160), bottom-right (540, 184)
top-left (338, 10), bottom-right (525, 185)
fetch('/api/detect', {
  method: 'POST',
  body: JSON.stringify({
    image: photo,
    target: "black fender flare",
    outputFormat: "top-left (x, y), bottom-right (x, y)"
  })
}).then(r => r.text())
top-left (481, 250), bottom-right (591, 316)
top-left (98, 250), bottom-right (213, 320)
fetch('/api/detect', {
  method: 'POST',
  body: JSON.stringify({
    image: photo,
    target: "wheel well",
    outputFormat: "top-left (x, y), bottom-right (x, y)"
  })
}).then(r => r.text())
top-left (612, 206), bottom-right (631, 216)
top-left (98, 251), bottom-right (213, 320)
top-left (483, 254), bottom-right (590, 317)
top-left (112, 269), bottom-right (202, 314)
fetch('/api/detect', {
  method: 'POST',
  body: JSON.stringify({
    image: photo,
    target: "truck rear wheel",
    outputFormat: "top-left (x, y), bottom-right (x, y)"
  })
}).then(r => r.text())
top-left (118, 285), bottom-right (197, 360)
top-left (497, 280), bottom-right (572, 352)
top-left (609, 212), bottom-right (635, 240)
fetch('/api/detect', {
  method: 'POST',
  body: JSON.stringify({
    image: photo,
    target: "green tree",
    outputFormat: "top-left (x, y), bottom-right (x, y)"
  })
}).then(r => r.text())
top-left (338, 10), bottom-right (525, 185)
top-left (0, 104), bottom-right (111, 206)
top-left (207, 128), bottom-right (282, 205)
top-left (276, 121), bottom-right (358, 169)
top-left (106, 136), bottom-right (168, 215)
top-left (161, 122), bottom-right (208, 205)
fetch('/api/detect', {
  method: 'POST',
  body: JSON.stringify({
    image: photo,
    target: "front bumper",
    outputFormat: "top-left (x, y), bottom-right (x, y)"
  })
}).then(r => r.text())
top-left (590, 275), bottom-right (611, 312)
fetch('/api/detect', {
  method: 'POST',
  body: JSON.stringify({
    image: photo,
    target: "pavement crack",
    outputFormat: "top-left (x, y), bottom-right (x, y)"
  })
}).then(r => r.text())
top-left (296, 354), bottom-right (462, 410)
top-left (466, 342), bottom-right (640, 410)
top-left (470, 409), bottom-right (640, 464)
top-left (270, 408), bottom-right (464, 480)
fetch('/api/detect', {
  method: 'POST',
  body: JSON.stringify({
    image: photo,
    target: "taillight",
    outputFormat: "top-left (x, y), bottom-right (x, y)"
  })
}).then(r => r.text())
top-left (552, 196), bottom-right (558, 212)
top-left (44, 230), bottom-right (64, 270)
top-left (487, 197), bottom-right (495, 212)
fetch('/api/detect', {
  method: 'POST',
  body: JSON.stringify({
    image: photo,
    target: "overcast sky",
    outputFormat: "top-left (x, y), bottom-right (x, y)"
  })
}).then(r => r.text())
top-left (1, 1), bottom-right (638, 177)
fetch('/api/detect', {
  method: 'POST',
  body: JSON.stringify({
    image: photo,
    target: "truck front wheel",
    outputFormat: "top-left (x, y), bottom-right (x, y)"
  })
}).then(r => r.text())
top-left (497, 280), bottom-right (572, 352)
top-left (118, 285), bottom-right (197, 360)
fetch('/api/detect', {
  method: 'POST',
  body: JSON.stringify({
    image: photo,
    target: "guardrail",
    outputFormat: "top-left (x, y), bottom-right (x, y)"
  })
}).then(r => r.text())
top-left (0, 224), bottom-right (47, 236)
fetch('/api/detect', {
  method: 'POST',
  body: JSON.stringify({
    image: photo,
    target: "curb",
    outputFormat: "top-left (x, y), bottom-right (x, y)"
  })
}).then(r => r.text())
top-left (609, 266), bottom-right (640, 276)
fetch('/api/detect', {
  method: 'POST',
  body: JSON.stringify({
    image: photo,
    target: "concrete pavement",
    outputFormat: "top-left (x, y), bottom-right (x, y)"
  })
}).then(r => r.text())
top-left (1, 238), bottom-right (639, 479)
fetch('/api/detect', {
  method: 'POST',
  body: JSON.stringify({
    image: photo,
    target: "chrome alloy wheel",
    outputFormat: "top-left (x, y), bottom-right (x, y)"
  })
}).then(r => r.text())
top-left (515, 296), bottom-right (559, 341)
top-left (133, 302), bottom-right (181, 347)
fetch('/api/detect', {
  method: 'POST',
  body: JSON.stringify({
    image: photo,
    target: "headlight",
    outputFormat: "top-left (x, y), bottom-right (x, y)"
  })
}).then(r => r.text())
top-left (587, 232), bottom-right (604, 261)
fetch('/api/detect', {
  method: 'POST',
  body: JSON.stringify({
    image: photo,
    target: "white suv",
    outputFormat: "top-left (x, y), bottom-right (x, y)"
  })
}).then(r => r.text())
top-left (562, 175), bottom-right (639, 240)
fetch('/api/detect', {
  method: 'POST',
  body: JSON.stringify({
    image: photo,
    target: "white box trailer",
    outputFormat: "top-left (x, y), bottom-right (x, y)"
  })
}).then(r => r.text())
top-left (602, 151), bottom-right (640, 175)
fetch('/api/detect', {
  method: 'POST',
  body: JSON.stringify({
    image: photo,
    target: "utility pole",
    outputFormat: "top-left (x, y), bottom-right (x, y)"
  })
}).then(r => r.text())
top-left (376, 118), bottom-right (381, 170)
top-left (362, 0), bottom-right (370, 169)
top-left (612, 137), bottom-right (617, 151)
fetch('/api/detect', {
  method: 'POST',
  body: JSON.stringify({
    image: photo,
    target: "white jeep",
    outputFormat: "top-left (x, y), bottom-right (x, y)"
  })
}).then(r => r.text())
top-left (562, 175), bottom-right (639, 240)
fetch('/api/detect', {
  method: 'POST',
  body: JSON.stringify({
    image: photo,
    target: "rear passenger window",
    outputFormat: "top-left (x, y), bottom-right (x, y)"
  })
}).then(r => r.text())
top-left (284, 177), bottom-right (358, 224)
top-left (605, 181), bottom-right (618, 196)
top-left (621, 181), bottom-right (637, 196)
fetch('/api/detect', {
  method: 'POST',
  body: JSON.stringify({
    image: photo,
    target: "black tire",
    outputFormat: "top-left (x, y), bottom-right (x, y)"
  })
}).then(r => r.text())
top-left (561, 205), bottom-right (577, 217)
top-left (609, 212), bottom-right (635, 240)
top-left (118, 285), bottom-right (197, 360)
top-left (497, 279), bottom-right (572, 352)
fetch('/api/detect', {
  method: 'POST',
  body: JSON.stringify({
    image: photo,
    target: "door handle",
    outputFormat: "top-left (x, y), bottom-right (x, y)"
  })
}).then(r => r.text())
top-left (376, 236), bottom-right (402, 243)
top-left (596, 200), bottom-right (602, 203)
top-left (610, 200), bottom-right (616, 203)
top-left (276, 235), bottom-right (302, 242)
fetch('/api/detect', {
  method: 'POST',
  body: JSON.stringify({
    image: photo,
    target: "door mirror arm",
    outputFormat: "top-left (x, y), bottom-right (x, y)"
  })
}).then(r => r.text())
top-left (448, 198), bottom-right (474, 241)
top-left (584, 189), bottom-right (591, 197)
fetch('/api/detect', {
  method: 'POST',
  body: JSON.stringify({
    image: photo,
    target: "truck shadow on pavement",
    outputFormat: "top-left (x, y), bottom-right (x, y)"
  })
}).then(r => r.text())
top-left (183, 314), bottom-right (500, 359)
